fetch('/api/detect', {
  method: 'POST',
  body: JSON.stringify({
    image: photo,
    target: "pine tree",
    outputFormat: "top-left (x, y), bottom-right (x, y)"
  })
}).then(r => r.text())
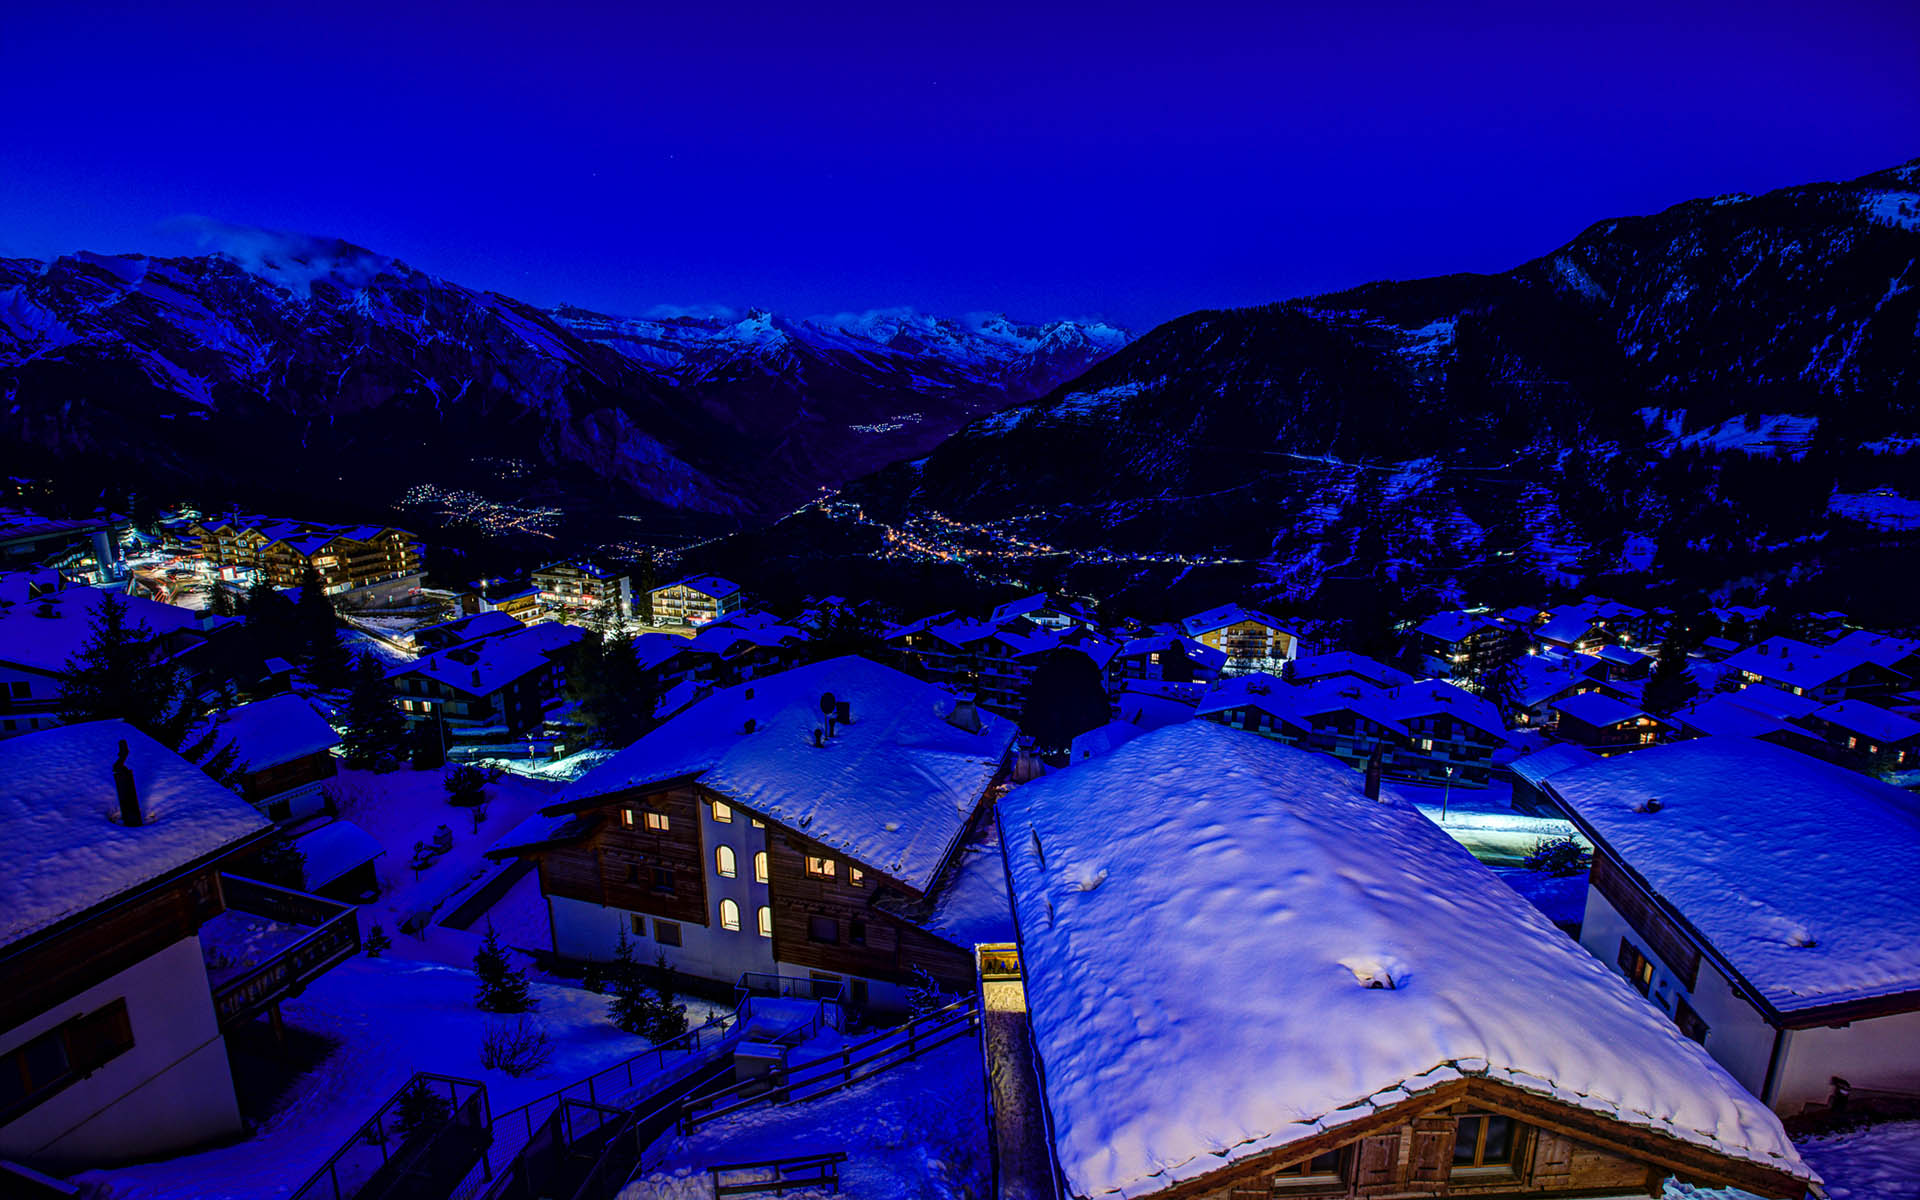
top-left (209, 583), bottom-right (240, 618)
top-left (1644, 640), bottom-right (1700, 716)
top-left (473, 923), bottom-right (537, 1013)
top-left (57, 591), bottom-right (191, 744)
top-left (607, 929), bottom-right (651, 1033)
top-left (246, 580), bottom-right (300, 660)
top-left (647, 953), bottom-right (687, 1041)
top-left (636, 550), bottom-right (656, 625)
top-left (393, 1078), bottom-right (452, 1139)
top-left (341, 654), bottom-right (406, 769)
top-left (296, 565), bottom-right (353, 688)
top-left (364, 923), bottom-right (393, 957)
top-left (566, 630), bottom-right (657, 747)
top-left (251, 839), bottom-right (308, 890)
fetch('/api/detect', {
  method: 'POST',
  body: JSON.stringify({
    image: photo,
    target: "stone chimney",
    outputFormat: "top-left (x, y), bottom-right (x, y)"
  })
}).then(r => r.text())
top-left (113, 739), bottom-right (143, 827)
top-left (947, 697), bottom-right (985, 735)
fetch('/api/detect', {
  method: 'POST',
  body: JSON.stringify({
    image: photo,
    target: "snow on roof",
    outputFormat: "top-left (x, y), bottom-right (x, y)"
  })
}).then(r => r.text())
top-left (1537, 611), bottom-right (1605, 644)
top-left (1, 721), bottom-right (271, 948)
top-left (564, 657), bottom-right (1013, 892)
top-left (1547, 737), bottom-right (1920, 1012)
top-left (1812, 699), bottom-right (1920, 743)
top-left (415, 609), bottom-right (522, 644)
top-left (999, 723), bottom-right (1809, 1199)
top-left (1285, 650), bottom-right (1412, 689)
top-left (1509, 742), bottom-right (1600, 788)
top-left (1724, 685), bottom-right (1820, 721)
top-left (1115, 635), bottom-right (1226, 672)
top-left (654, 574), bottom-right (741, 600)
top-left (1180, 603), bottom-right (1287, 638)
top-left (1675, 697), bottom-right (1814, 742)
top-left (1412, 609), bottom-right (1499, 643)
top-left (0, 586), bottom-right (199, 674)
top-left (633, 631), bottom-right (697, 670)
top-left (990, 593), bottom-right (1049, 623)
top-left (1595, 644), bottom-right (1649, 667)
top-left (293, 818), bottom-right (384, 888)
top-left (395, 637), bottom-right (553, 695)
top-left (1552, 690), bottom-right (1648, 727)
top-left (1827, 630), bottom-right (1919, 672)
top-left (1193, 673), bottom-right (1293, 720)
top-left (207, 694), bottom-right (341, 771)
top-left (1723, 637), bottom-right (1878, 688)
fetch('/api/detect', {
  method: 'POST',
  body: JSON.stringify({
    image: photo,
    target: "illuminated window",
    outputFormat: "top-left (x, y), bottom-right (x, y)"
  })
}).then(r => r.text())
top-left (754, 851), bottom-right (769, 883)
top-left (644, 811), bottom-right (670, 832)
top-left (716, 846), bottom-right (737, 878)
top-left (711, 800), bottom-right (733, 823)
top-left (849, 867), bottom-right (864, 887)
top-left (1618, 940), bottom-right (1655, 995)
top-left (806, 856), bottom-right (835, 879)
top-left (719, 899), bottom-right (741, 931)
top-left (757, 905), bottom-right (772, 938)
top-left (1452, 1114), bottom-right (1518, 1171)
top-left (620, 808), bottom-right (635, 828)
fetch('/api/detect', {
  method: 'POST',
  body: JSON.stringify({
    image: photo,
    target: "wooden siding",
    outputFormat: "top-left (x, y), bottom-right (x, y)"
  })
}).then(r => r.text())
top-left (240, 750), bottom-right (337, 805)
top-left (534, 784), bottom-right (709, 927)
top-left (1590, 851), bottom-right (1701, 990)
top-left (764, 824), bottom-right (971, 988)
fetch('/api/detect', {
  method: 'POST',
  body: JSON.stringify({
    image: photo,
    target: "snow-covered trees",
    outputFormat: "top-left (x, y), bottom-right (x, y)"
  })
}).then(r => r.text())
top-left (566, 630), bottom-right (657, 747)
top-left (606, 932), bottom-right (687, 1042)
top-left (56, 592), bottom-right (190, 744)
top-left (341, 654), bottom-right (406, 768)
top-left (474, 923), bottom-right (537, 1013)
top-left (444, 762), bottom-right (494, 806)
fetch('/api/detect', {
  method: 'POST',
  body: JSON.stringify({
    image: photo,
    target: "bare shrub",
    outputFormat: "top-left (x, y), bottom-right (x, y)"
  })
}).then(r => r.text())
top-left (479, 1015), bottom-right (554, 1077)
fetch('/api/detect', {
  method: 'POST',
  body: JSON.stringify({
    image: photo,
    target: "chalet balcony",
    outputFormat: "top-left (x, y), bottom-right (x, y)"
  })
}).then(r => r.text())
top-left (203, 873), bottom-right (362, 1031)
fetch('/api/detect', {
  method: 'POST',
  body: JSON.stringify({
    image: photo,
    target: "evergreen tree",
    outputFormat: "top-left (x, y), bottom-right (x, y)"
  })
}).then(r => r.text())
top-left (636, 550), bottom-right (656, 625)
top-left (209, 583), bottom-right (240, 618)
top-left (341, 654), bottom-right (406, 768)
top-left (296, 565), bottom-right (353, 688)
top-left (393, 1078), bottom-right (452, 1139)
top-left (1644, 639), bottom-right (1700, 716)
top-left (473, 923), bottom-right (537, 1013)
top-left (250, 839), bottom-right (308, 890)
top-left (408, 716), bottom-right (446, 770)
top-left (607, 929), bottom-right (651, 1033)
top-left (566, 630), bottom-right (657, 747)
top-left (57, 592), bottom-right (191, 745)
top-left (246, 580), bottom-right (300, 659)
top-left (364, 923), bottom-right (393, 957)
top-left (646, 953), bottom-right (688, 1041)
top-left (1019, 648), bottom-right (1111, 756)
top-left (444, 762), bottom-right (493, 806)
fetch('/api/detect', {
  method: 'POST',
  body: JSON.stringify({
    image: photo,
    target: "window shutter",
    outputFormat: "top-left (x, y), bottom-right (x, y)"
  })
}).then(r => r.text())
top-left (1408, 1119), bottom-right (1452, 1182)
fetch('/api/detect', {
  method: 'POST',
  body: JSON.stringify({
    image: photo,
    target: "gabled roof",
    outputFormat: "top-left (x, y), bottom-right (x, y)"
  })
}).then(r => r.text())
top-left (1114, 635), bottom-right (1228, 672)
top-left (1285, 650), bottom-right (1412, 689)
top-left (1508, 742), bottom-right (1600, 788)
top-left (205, 694), bottom-right (341, 771)
top-left (1674, 696), bottom-right (1816, 743)
top-left (393, 637), bottom-right (553, 696)
top-left (1412, 609), bottom-right (1501, 643)
top-left (999, 723), bottom-right (1809, 1200)
top-left (1546, 737), bottom-right (1920, 1015)
top-left (1180, 603), bottom-right (1289, 639)
top-left (0, 586), bottom-right (201, 675)
top-left (1551, 690), bottom-right (1648, 728)
top-left (1810, 699), bottom-right (1920, 743)
top-left (1827, 629), bottom-right (1920, 672)
top-left (292, 819), bottom-right (384, 889)
top-left (1723, 636), bottom-right (1885, 688)
top-left (561, 657), bottom-right (1013, 892)
top-left (653, 574), bottom-right (741, 600)
top-left (2, 721), bottom-right (272, 950)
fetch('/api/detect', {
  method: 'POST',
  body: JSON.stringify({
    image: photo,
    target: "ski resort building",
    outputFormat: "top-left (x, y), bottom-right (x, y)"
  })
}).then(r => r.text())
top-left (1179, 603), bottom-right (1302, 674)
top-left (188, 515), bottom-right (423, 602)
top-left (1544, 738), bottom-right (1920, 1116)
top-left (531, 560), bottom-right (630, 621)
top-left (991, 723), bottom-right (1812, 1200)
top-left (489, 657), bottom-right (1014, 1010)
top-left (1409, 610), bottom-right (1516, 680)
top-left (989, 593), bottom-right (1098, 632)
top-left (648, 575), bottom-right (744, 627)
top-left (0, 722), bottom-right (359, 1171)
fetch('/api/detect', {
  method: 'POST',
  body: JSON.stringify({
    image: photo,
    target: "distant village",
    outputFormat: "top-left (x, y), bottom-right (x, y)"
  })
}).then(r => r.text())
top-left (1, 500), bottom-right (1916, 1200)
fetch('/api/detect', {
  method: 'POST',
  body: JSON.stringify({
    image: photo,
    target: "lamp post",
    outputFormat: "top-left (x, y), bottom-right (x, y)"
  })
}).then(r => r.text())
top-left (1440, 764), bottom-right (1456, 825)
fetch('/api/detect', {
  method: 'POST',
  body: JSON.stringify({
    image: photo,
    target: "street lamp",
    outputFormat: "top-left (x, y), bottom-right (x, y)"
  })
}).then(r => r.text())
top-left (1440, 765), bottom-right (1456, 825)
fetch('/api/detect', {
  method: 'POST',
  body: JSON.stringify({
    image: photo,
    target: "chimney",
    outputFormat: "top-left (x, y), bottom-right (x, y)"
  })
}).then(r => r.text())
top-left (113, 739), bottom-right (143, 827)
top-left (1363, 746), bottom-right (1383, 801)
top-left (947, 697), bottom-right (985, 734)
top-left (471, 667), bottom-right (482, 688)
top-left (836, 700), bottom-right (851, 726)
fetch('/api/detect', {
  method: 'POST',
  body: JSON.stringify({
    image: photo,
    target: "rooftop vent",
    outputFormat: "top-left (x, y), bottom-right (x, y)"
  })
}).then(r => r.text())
top-left (113, 739), bottom-right (143, 827)
top-left (742, 717), bottom-right (757, 735)
top-left (1632, 796), bottom-right (1664, 814)
top-left (947, 697), bottom-right (985, 734)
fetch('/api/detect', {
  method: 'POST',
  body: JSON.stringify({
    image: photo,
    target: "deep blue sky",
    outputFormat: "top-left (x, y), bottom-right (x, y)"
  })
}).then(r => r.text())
top-left (3, 0), bottom-right (1916, 330)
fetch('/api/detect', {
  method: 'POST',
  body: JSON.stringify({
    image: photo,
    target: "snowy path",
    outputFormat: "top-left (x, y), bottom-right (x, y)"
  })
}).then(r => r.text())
top-left (982, 978), bottom-right (1053, 1200)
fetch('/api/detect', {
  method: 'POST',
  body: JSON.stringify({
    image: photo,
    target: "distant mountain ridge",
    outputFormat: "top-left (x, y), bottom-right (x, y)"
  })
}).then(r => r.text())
top-left (829, 159), bottom-right (1920, 619)
top-left (0, 243), bottom-right (1128, 532)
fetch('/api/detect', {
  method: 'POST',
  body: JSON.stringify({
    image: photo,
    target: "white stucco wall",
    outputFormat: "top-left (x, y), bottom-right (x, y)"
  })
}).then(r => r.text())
top-left (1773, 1008), bottom-right (1920, 1114)
top-left (0, 936), bottom-right (243, 1169)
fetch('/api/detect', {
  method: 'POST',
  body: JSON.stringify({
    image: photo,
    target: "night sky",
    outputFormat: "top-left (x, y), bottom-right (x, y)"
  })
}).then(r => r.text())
top-left (4, 0), bottom-right (1916, 330)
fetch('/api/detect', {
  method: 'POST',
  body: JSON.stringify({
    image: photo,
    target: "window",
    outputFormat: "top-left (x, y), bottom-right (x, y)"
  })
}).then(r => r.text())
top-left (751, 817), bottom-right (765, 828)
top-left (630, 913), bottom-right (648, 937)
top-left (849, 919), bottom-right (867, 946)
top-left (757, 905), bottom-right (773, 938)
top-left (644, 810), bottom-right (670, 832)
top-left (1270, 1148), bottom-right (1343, 1186)
top-left (0, 999), bottom-right (133, 1119)
top-left (1675, 997), bottom-right (1710, 1044)
top-left (850, 979), bottom-right (870, 1007)
top-left (806, 856), bottom-right (836, 879)
top-left (716, 846), bottom-right (737, 878)
top-left (711, 800), bottom-right (733, 823)
top-left (754, 851), bottom-right (769, 884)
top-left (848, 867), bottom-right (864, 888)
top-left (808, 915), bottom-right (839, 943)
top-left (620, 808), bottom-right (635, 828)
top-left (1452, 1114), bottom-right (1518, 1172)
top-left (653, 919), bottom-right (682, 946)
top-left (719, 899), bottom-right (741, 931)
top-left (652, 867), bottom-right (675, 894)
top-left (1618, 939), bottom-right (1654, 996)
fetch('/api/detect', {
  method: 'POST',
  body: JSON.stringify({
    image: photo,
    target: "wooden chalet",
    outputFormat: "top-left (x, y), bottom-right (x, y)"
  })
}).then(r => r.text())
top-left (992, 723), bottom-right (1814, 1200)
top-left (489, 656), bottom-right (1015, 1009)
top-left (200, 694), bottom-right (341, 822)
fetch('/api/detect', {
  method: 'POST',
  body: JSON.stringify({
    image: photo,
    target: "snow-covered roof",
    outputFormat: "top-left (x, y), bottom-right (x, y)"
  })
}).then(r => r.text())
top-left (1285, 650), bottom-right (1411, 689)
top-left (1724, 685), bottom-right (1820, 721)
top-left (1114, 635), bottom-right (1226, 672)
top-left (206, 694), bottom-right (341, 771)
top-left (1412, 609), bottom-right (1500, 643)
top-left (1552, 690), bottom-right (1648, 728)
top-left (1826, 630), bottom-right (1919, 672)
top-left (653, 574), bottom-right (741, 600)
top-left (1537, 611), bottom-right (1605, 645)
top-left (1193, 673), bottom-right (1293, 721)
top-left (563, 657), bottom-right (1014, 892)
top-left (1810, 699), bottom-right (1920, 743)
top-left (1674, 696), bottom-right (1814, 743)
top-left (1595, 644), bottom-right (1649, 667)
top-left (999, 723), bottom-right (1810, 1199)
top-left (1723, 637), bottom-right (1879, 688)
top-left (2, 721), bottom-right (271, 949)
top-left (293, 819), bottom-right (384, 888)
top-left (1508, 742), bottom-right (1600, 788)
top-left (1180, 603), bottom-right (1288, 638)
top-left (394, 637), bottom-right (554, 696)
top-left (1546, 737), bottom-right (1920, 1013)
top-left (0, 586), bottom-right (200, 674)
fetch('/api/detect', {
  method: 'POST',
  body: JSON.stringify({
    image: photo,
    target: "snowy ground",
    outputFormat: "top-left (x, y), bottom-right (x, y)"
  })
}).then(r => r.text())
top-left (1388, 777), bottom-right (1579, 865)
top-left (622, 1036), bottom-right (988, 1200)
top-left (79, 959), bottom-right (695, 1200)
top-left (1667, 1120), bottom-right (1920, 1200)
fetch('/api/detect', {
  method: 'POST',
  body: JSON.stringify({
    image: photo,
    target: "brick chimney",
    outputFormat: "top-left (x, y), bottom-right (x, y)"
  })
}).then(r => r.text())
top-left (113, 739), bottom-right (143, 827)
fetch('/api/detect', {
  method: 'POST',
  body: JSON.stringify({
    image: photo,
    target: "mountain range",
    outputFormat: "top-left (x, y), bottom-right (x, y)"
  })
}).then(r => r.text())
top-left (723, 159), bottom-right (1920, 625)
top-left (0, 243), bottom-right (1127, 539)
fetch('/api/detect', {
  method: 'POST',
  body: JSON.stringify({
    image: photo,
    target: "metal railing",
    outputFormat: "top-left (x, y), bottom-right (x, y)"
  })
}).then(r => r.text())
top-left (709, 1152), bottom-right (847, 1198)
top-left (289, 1073), bottom-right (490, 1200)
top-left (211, 874), bottom-right (362, 1029)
